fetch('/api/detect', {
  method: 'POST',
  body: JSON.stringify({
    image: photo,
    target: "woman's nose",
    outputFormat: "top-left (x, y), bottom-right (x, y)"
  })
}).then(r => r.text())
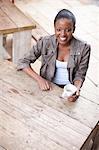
top-left (61, 30), bottom-right (66, 36)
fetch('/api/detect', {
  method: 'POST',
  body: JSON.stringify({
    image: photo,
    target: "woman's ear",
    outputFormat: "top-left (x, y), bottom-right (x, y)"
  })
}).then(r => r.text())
top-left (73, 26), bottom-right (76, 33)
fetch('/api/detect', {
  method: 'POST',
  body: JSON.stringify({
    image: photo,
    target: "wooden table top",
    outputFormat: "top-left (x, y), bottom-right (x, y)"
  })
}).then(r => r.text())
top-left (0, 60), bottom-right (99, 150)
top-left (0, 0), bottom-right (36, 34)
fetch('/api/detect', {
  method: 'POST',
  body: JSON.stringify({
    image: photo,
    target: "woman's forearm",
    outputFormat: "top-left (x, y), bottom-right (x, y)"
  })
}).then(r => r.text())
top-left (23, 67), bottom-right (41, 82)
top-left (73, 80), bottom-right (82, 91)
top-left (23, 67), bottom-right (51, 90)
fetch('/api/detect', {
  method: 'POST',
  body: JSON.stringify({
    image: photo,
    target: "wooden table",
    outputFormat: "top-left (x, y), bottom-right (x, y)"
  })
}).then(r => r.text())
top-left (0, 0), bottom-right (36, 64)
top-left (0, 60), bottom-right (99, 150)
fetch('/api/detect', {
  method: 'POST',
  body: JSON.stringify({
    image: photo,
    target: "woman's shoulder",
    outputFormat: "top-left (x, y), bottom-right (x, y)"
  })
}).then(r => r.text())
top-left (37, 35), bottom-right (57, 49)
top-left (39, 34), bottom-right (56, 42)
top-left (72, 36), bottom-right (91, 54)
top-left (73, 36), bottom-right (91, 47)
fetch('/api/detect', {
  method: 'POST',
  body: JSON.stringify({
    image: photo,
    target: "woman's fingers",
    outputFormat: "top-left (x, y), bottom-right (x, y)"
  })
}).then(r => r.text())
top-left (68, 89), bottom-right (80, 102)
top-left (68, 94), bottom-right (79, 102)
top-left (38, 77), bottom-right (51, 91)
top-left (76, 90), bottom-right (80, 96)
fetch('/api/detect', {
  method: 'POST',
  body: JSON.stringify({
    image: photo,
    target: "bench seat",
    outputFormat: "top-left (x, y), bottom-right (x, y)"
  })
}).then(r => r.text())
top-left (0, 0), bottom-right (36, 63)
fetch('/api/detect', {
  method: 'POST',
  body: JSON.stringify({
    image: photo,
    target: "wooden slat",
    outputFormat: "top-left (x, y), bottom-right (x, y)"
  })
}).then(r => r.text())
top-left (32, 20), bottom-right (49, 41)
top-left (87, 55), bottom-right (99, 86)
top-left (0, 99), bottom-right (82, 150)
top-left (0, 8), bottom-right (16, 34)
top-left (0, 1), bottom-right (36, 34)
top-left (0, 106), bottom-right (67, 150)
top-left (12, 30), bottom-right (32, 63)
top-left (80, 121), bottom-right (99, 150)
top-left (0, 35), bottom-right (11, 60)
top-left (19, 12), bottom-right (49, 41)
top-left (0, 145), bottom-right (6, 150)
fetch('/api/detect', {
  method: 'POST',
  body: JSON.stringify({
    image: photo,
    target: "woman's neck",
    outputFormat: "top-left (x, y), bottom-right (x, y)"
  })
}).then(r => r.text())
top-left (57, 45), bottom-right (70, 62)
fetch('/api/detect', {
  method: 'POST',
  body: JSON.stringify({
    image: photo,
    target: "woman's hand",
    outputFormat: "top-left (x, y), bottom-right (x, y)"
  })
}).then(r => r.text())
top-left (68, 90), bottom-right (80, 102)
top-left (23, 67), bottom-right (52, 91)
top-left (68, 80), bottom-right (81, 102)
top-left (37, 76), bottom-right (52, 91)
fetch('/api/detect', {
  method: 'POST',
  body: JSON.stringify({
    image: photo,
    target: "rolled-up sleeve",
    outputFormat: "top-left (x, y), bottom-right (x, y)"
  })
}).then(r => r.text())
top-left (73, 44), bottom-right (91, 84)
top-left (17, 38), bottom-right (43, 70)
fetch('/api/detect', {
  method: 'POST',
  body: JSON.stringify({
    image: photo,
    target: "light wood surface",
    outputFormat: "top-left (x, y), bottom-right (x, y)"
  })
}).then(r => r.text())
top-left (0, 60), bottom-right (99, 150)
top-left (0, 0), bottom-right (99, 149)
top-left (0, 8), bottom-right (16, 34)
top-left (0, 0), bottom-right (36, 34)
top-left (0, 0), bottom-right (36, 64)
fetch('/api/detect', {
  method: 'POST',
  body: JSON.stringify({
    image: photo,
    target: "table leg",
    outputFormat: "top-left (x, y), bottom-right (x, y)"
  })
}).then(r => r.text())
top-left (12, 30), bottom-right (32, 64)
top-left (0, 35), bottom-right (11, 60)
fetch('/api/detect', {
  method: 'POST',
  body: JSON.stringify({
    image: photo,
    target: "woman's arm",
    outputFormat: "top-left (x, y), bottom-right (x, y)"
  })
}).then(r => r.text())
top-left (73, 44), bottom-right (91, 85)
top-left (17, 37), bottom-right (52, 90)
top-left (23, 67), bottom-right (51, 91)
top-left (17, 37), bottom-right (44, 71)
top-left (67, 80), bottom-right (81, 102)
top-left (74, 80), bottom-right (82, 94)
top-left (68, 44), bottom-right (91, 102)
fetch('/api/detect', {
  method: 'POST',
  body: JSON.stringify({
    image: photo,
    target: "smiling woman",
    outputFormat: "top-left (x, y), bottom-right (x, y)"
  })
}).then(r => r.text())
top-left (17, 9), bottom-right (91, 102)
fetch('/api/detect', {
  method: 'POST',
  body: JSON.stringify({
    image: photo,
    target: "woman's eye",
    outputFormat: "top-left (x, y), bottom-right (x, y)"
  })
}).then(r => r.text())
top-left (64, 29), bottom-right (73, 32)
top-left (56, 28), bottom-right (73, 33)
top-left (56, 29), bottom-right (61, 32)
top-left (66, 29), bottom-right (72, 32)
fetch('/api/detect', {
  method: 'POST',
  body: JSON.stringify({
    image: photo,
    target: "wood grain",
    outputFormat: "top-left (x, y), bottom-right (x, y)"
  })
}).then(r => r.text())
top-left (0, 60), bottom-right (99, 149)
top-left (0, 1), bottom-right (36, 34)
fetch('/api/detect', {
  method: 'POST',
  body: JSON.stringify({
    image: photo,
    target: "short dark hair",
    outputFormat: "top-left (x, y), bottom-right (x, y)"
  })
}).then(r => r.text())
top-left (54, 9), bottom-right (76, 27)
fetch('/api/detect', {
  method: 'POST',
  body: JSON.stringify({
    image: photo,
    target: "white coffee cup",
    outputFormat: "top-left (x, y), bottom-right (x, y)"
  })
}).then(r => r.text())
top-left (61, 83), bottom-right (77, 99)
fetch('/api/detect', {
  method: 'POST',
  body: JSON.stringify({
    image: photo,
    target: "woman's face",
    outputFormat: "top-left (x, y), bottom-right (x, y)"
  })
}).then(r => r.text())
top-left (54, 18), bottom-right (74, 46)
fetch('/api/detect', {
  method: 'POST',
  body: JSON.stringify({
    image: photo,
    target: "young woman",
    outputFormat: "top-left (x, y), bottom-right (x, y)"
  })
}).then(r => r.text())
top-left (17, 9), bottom-right (91, 102)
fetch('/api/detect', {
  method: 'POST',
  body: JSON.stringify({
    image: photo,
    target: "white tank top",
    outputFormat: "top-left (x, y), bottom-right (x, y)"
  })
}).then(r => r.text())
top-left (53, 60), bottom-right (70, 85)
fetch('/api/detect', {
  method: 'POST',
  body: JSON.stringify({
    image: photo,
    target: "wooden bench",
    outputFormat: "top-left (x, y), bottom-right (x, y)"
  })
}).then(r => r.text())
top-left (32, 20), bottom-right (49, 42)
top-left (81, 121), bottom-right (99, 150)
top-left (0, 0), bottom-right (36, 64)
top-left (19, 12), bottom-right (49, 42)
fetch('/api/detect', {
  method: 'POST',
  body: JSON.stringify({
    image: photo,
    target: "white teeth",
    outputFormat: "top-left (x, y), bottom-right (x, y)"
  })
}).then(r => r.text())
top-left (60, 37), bottom-right (66, 41)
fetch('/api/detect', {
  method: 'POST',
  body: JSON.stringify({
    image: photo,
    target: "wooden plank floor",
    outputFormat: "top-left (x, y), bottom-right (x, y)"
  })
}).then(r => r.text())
top-left (0, 0), bottom-right (99, 149)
